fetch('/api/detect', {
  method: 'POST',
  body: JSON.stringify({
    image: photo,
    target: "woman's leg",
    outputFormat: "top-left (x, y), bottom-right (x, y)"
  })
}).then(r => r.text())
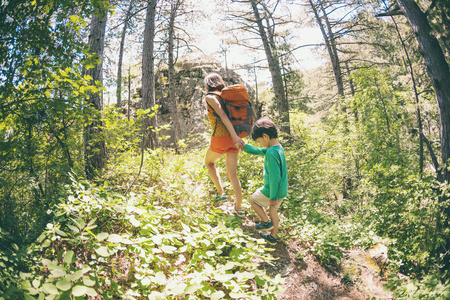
top-left (225, 152), bottom-right (243, 209)
top-left (205, 148), bottom-right (224, 195)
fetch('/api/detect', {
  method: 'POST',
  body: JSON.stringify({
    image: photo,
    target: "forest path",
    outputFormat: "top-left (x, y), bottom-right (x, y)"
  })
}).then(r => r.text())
top-left (237, 216), bottom-right (392, 300)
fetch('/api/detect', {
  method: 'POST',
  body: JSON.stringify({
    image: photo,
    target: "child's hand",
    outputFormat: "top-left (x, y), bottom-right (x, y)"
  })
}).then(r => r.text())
top-left (270, 200), bottom-right (278, 207)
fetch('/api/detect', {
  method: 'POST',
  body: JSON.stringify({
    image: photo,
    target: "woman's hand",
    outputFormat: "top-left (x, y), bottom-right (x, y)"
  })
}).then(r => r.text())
top-left (233, 135), bottom-right (245, 150)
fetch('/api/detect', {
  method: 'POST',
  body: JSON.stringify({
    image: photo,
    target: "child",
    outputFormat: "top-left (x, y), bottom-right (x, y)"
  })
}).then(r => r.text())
top-left (242, 117), bottom-right (288, 245)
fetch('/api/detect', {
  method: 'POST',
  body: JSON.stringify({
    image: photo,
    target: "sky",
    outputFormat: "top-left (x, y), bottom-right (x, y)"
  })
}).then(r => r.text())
top-left (184, 0), bottom-right (326, 85)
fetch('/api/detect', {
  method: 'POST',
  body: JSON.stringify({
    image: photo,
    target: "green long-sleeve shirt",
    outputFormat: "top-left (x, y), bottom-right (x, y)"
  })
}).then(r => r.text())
top-left (244, 144), bottom-right (288, 200)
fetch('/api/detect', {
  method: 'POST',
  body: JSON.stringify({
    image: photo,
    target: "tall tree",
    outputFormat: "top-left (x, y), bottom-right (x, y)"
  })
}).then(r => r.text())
top-left (309, 0), bottom-right (345, 98)
top-left (166, 0), bottom-right (183, 152)
top-left (84, 1), bottom-right (109, 179)
top-left (0, 0), bottom-right (98, 242)
top-left (394, 0), bottom-right (450, 184)
top-left (393, 0), bottom-right (450, 269)
top-left (142, 0), bottom-right (159, 149)
top-left (116, 1), bottom-right (135, 108)
top-left (249, 0), bottom-right (291, 135)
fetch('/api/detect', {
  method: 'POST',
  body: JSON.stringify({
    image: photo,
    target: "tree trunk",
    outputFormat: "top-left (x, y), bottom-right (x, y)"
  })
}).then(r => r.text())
top-left (396, 0), bottom-right (450, 183)
top-left (142, 0), bottom-right (159, 149)
top-left (309, 0), bottom-right (344, 98)
top-left (396, 0), bottom-right (450, 269)
top-left (168, 0), bottom-right (181, 152)
top-left (84, 2), bottom-right (108, 179)
top-left (388, 13), bottom-right (425, 174)
top-left (250, 0), bottom-right (290, 135)
top-left (116, 1), bottom-right (134, 108)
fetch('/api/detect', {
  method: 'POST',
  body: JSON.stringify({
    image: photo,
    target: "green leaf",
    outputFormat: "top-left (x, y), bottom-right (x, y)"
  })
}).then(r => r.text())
top-left (153, 271), bottom-right (166, 285)
top-left (129, 215), bottom-right (141, 227)
top-left (82, 276), bottom-right (96, 287)
top-left (72, 285), bottom-right (87, 297)
top-left (161, 245), bottom-right (176, 254)
top-left (211, 291), bottom-right (225, 300)
top-left (95, 246), bottom-right (110, 257)
top-left (181, 222), bottom-right (190, 232)
top-left (97, 232), bottom-right (109, 241)
top-left (166, 282), bottom-right (186, 295)
top-left (214, 274), bottom-right (234, 282)
top-left (42, 283), bottom-right (59, 295)
top-left (85, 287), bottom-right (97, 296)
top-left (56, 278), bottom-right (72, 291)
top-left (64, 251), bottom-right (75, 265)
top-left (107, 234), bottom-right (122, 243)
top-left (68, 270), bottom-right (83, 281)
top-left (50, 266), bottom-right (66, 278)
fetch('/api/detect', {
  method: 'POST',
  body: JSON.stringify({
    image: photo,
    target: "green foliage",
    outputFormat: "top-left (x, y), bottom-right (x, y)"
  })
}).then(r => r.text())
top-left (0, 0), bottom-right (103, 245)
top-left (2, 148), bottom-right (284, 299)
top-left (387, 273), bottom-right (450, 299)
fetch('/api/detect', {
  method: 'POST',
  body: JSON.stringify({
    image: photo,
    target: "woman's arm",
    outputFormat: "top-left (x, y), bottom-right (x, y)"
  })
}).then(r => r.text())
top-left (206, 94), bottom-right (244, 148)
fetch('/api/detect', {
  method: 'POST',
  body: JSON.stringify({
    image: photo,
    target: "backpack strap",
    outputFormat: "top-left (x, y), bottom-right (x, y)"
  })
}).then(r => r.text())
top-left (206, 92), bottom-right (223, 137)
top-left (206, 92), bottom-right (227, 116)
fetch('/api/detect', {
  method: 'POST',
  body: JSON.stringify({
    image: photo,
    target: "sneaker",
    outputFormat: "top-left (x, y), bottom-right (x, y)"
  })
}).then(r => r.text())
top-left (255, 221), bottom-right (274, 231)
top-left (229, 206), bottom-right (245, 217)
top-left (260, 232), bottom-right (277, 245)
top-left (214, 193), bottom-right (227, 203)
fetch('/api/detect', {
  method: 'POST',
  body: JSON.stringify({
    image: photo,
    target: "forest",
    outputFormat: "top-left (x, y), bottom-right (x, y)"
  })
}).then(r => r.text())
top-left (1, 0), bottom-right (450, 298)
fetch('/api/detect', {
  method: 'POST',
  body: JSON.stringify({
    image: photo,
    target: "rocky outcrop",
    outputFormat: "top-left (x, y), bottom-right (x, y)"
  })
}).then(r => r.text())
top-left (156, 63), bottom-right (255, 148)
top-left (120, 61), bottom-right (255, 149)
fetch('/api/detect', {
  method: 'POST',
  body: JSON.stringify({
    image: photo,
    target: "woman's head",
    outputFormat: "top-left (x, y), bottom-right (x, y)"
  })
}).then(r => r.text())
top-left (204, 72), bottom-right (226, 92)
top-left (251, 117), bottom-right (278, 141)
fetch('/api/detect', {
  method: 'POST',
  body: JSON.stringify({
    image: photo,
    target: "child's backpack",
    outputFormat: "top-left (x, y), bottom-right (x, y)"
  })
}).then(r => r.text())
top-left (207, 84), bottom-right (253, 138)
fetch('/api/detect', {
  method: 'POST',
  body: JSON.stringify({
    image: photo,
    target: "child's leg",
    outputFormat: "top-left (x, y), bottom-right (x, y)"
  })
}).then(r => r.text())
top-left (225, 152), bottom-right (243, 209)
top-left (250, 199), bottom-right (269, 222)
top-left (268, 207), bottom-right (279, 237)
top-left (205, 148), bottom-right (224, 195)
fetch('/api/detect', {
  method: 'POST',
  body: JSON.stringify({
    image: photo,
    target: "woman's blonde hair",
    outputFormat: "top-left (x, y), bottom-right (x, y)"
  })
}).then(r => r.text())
top-left (204, 72), bottom-right (226, 92)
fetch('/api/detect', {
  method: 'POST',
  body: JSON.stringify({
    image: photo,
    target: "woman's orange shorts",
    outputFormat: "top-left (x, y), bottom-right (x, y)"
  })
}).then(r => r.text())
top-left (209, 136), bottom-right (239, 154)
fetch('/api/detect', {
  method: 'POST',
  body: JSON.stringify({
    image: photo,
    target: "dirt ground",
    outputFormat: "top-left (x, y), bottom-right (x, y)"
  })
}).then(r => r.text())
top-left (240, 218), bottom-right (395, 300)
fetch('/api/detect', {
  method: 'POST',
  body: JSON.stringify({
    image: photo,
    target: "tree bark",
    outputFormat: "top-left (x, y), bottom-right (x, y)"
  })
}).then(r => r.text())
top-left (142, 0), bottom-right (159, 149)
top-left (168, 0), bottom-right (181, 152)
top-left (116, 1), bottom-right (134, 108)
top-left (84, 2), bottom-right (109, 179)
top-left (396, 0), bottom-right (450, 269)
top-left (309, 0), bottom-right (344, 98)
top-left (250, 0), bottom-right (290, 135)
top-left (396, 0), bottom-right (450, 183)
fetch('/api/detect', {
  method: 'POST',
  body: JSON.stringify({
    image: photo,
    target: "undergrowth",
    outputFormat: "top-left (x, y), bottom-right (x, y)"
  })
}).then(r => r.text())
top-left (2, 109), bottom-right (450, 299)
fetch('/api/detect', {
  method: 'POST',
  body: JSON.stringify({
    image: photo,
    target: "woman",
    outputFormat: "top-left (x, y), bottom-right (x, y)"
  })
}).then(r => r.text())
top-left (204, 72), bottom-right (245, 217)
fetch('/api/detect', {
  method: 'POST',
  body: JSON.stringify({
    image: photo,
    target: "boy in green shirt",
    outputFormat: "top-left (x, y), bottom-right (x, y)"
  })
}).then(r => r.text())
top-left (242, 117), bottom-right (288, 245)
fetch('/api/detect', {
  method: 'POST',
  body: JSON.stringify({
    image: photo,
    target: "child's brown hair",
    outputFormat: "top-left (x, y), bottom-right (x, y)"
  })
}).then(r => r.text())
top-left (251, 117), bottom-right (278, 140)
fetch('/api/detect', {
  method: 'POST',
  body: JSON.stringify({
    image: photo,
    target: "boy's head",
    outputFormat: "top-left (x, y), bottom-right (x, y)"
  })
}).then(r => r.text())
top-left (251, 117), bottom-right (278, 141)
top-left (204, 72), bottom-right (226, 92)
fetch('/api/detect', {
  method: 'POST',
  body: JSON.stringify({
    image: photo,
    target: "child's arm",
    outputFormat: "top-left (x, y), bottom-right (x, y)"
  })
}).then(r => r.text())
top-left (244, 143), bottom-right (267, 156)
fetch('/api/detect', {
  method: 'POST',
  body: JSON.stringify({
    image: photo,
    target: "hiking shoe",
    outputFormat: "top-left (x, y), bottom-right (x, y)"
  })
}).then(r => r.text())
top-left (214, 193), bottom-right (228, 203)
top-left (260, 232), bottom-right (277, 245)
top-left (229, 206), bottom-right (245, 217)
top-left (255, 221), bottom-right (274, 231)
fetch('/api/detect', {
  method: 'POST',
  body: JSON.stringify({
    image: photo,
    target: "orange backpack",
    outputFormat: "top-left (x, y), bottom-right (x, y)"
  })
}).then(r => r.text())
top-left (207, 84), bottom-right (254, 138)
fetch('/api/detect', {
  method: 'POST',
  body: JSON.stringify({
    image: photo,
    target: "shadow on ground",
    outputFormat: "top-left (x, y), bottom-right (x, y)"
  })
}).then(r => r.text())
top-left (238, 216), bottom-right (379, 300)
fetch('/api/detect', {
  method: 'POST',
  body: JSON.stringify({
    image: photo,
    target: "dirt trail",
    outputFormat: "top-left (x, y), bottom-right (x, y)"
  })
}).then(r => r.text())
top-left (240, 218), bottom-right (393, 300)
